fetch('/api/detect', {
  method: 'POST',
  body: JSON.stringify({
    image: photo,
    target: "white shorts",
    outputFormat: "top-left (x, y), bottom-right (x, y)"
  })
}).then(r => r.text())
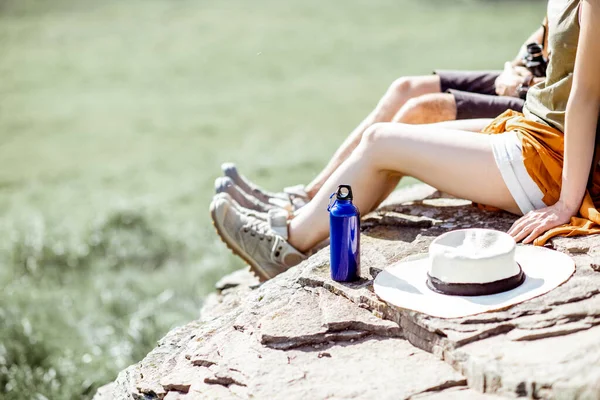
top-left (490, 131), bottom-right (547, 215)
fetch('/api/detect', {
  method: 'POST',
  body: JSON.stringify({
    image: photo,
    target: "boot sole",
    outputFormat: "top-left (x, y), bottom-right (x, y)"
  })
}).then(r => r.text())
top-left (210, 200), bottom-right (271, 283)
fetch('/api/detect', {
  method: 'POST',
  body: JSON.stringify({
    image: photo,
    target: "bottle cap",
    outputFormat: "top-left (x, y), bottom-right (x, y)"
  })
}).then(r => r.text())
top-left (336, 185), bottom-right (353, 201)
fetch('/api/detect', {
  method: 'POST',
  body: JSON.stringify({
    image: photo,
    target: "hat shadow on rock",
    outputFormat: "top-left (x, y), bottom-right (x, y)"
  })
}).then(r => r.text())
top-left (375, 273), bottom-right (423, 295)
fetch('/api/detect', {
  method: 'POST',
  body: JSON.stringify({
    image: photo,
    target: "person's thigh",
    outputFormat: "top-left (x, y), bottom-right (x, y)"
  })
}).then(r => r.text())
top-left (450, 90), bottom-right (525, 120)
top-left (386, 75), bottom-right (442, 99)
top-left (373, 75), bottom-right (443, 123)
top-left (431, 118), bottom-right (494, 132)
top-left (408, 75), bottom-right (442, 95)
top-left (392, 93), bottom-right (456, 124)
top-left (364, 123), bottom-right (520, 214)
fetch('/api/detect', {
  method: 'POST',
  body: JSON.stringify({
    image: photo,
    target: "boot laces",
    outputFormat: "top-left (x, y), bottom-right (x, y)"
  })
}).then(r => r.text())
top-left (242, 219), bottom-right (272, 241)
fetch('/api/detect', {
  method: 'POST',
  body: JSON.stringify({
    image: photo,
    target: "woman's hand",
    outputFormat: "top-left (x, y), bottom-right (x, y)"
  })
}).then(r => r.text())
top-left (508, 202), bottom-right (576, 244)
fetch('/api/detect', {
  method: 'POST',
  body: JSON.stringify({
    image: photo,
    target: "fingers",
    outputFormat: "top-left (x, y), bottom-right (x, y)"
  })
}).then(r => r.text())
top-left (508, 211), bottom-right (544, 243)
top-left (508, 213), bottom-right (534, 237)
top-left (508, 204), bottom-right (571, 244)
top-left (495, 84), bottom-right (506, 96)
top-left (512, 221), bottom-right (537, 243)
top-left (507, 215), bottom-right (525, 236)
top-left (514, 66), bottom-right (532, 77)
top-left (522, 225), bottom-right (546, 244)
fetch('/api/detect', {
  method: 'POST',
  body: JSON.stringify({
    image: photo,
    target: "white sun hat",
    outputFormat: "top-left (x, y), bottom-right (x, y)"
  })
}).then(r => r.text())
top-left (373, 229), bottom-right (575, 319)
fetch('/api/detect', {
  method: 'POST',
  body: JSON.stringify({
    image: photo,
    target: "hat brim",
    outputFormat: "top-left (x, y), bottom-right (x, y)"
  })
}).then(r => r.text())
top-left (373, 245), bottom-right (575, 319)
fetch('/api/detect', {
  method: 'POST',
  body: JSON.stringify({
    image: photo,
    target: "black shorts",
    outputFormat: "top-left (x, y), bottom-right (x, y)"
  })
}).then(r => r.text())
top-left (435, 70), bottom-right (525, 120)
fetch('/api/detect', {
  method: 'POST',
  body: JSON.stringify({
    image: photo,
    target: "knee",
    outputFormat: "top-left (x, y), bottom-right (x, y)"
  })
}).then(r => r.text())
top-left (395, 93), bottom-right (455, 124)
top-left (359, 122), bottom-right (392, 151)
top-left (396, 96), bottom-right (430, 123)
top-left (356, 122), bottom-right (413, 169)
top-left (387, 77), bottom-right (415, 97)
top-left (379, 77), bottom-right (425, 113)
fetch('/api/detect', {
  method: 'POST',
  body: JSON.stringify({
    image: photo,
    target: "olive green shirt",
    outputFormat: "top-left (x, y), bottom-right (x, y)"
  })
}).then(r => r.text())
top-left (523, 0), bottom-right (580, 132)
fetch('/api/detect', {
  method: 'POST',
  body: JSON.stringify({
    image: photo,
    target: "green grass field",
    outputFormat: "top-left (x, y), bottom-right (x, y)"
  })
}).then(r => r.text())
top-left (0, 0), bottom-right (545, 397)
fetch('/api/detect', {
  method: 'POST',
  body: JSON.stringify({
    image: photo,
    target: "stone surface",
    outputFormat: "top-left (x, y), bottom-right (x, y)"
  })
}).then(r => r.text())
top-left (214, 268), bottom-right (260, 292)
top-left (95, 184), bottom-right (600, 400)
top-left (412, 386), bottom-right (507, 399)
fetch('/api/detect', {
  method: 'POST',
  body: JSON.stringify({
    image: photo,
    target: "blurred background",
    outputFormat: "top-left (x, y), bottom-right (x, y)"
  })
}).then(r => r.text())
top-left (0, 0), bottom-right (545, 398)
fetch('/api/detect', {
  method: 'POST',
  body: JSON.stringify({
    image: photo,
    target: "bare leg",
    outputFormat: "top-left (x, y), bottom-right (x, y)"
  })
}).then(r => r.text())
top-left (366, 119), bottom-right (494, 208)
top-left (304, 76), bottom-right (442, 198)
top-left (430, 118), bottom-right (494, 133)
top-left (289, 122), bottom-right (519, 252)
top-left (369, 93), bottom-right (465, 201)
top-left (291, 117), bottom-right (495, 218)
top-left (392, 93), bottom-right (457, 124)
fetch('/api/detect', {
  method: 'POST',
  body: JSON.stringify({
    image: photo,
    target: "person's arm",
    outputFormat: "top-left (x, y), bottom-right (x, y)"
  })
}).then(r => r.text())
top-left (510, 20), bottom-right (547, 67)
top-left (556, 2), bottom-right (600, 214)
top-left (495, 21), bottom-right (547, 97)
top-left (509, 0), bottom-right (600, 243)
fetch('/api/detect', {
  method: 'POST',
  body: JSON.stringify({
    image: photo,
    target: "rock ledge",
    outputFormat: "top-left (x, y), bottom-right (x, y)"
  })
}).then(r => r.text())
top-left (95, 185), bottom-right (600, 400)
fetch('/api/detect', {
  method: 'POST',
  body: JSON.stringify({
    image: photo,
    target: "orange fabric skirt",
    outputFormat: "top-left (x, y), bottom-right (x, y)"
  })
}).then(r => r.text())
top-left (481, 110), bottom-right (600, 245)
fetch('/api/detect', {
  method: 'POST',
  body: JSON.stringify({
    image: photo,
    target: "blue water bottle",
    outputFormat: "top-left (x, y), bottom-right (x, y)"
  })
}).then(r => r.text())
top-left (328, 185), bottom-right (360, 282)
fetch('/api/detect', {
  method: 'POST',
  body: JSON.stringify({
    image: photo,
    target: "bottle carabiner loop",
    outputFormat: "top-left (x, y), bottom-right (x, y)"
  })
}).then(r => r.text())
top-left (327, 192), bottom-right (336, 211)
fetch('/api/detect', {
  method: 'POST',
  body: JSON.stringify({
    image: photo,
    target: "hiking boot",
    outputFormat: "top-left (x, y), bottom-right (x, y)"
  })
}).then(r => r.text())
top-left (218, 192), bottom-right (268, 221)
top-left (210, 193), bottom-right (307, 281)
top-left (221, 163), bottom-right (310, 212)
top-left (214, 176), bottom-right (276, 213)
